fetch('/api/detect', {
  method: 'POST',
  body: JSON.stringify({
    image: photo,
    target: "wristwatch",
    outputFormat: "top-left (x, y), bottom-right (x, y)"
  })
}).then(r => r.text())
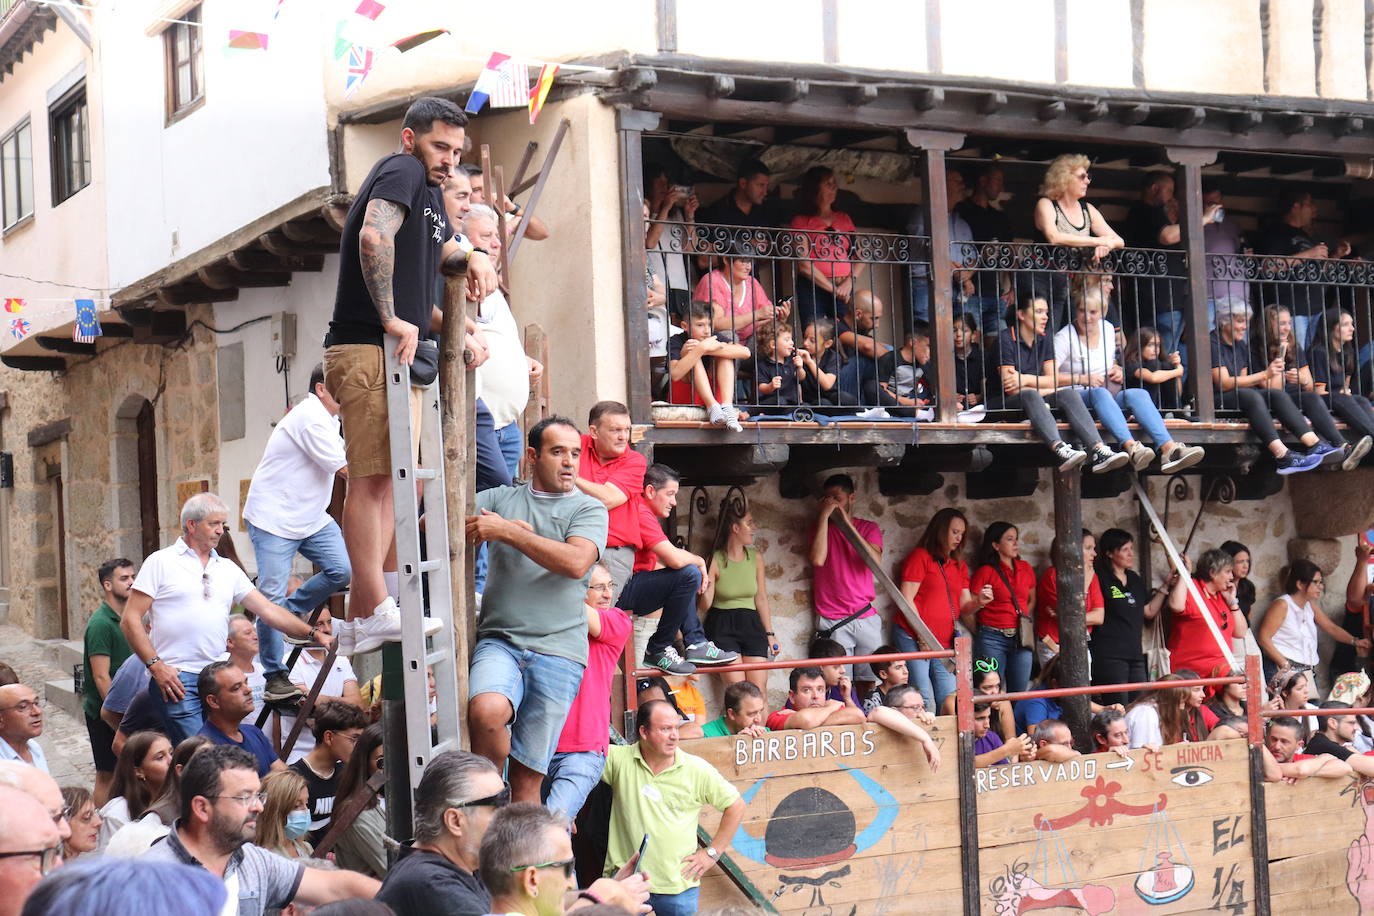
top-left (706, 846), bottom-right (720, 859)
top-left (145, 656), bottom-right (161, 669)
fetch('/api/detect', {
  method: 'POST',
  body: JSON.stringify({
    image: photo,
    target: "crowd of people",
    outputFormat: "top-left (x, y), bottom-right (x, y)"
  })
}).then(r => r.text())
top-left (7, 96), bottom-right (1374, 916)
top-left (646, 152), bottom-right (1374, 477)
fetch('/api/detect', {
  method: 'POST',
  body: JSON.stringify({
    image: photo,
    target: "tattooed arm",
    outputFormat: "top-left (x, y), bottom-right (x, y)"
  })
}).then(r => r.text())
top-left (359, 198), bottom-right (419, 364)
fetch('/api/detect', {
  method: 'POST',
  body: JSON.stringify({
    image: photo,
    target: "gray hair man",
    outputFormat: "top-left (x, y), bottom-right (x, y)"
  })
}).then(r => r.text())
top-left (120, 493), bottom-right (332, 743)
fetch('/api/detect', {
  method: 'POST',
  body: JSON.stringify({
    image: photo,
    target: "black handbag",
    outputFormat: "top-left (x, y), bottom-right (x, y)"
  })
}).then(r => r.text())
top-left (410, 338), bottom-right (440, 387)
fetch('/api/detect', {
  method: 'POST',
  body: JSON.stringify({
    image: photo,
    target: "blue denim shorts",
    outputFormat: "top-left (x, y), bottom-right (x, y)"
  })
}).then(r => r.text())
top-left (542, 750), bottom-right (607, 820)
top-left (470, 638), bottom-right (585, 775)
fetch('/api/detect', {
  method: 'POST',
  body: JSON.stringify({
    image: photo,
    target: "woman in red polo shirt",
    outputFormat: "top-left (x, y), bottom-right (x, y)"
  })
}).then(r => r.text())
top-left (897, 508), bottom-right (993, 712)
top-left (1166, 548), bottom-right (1249, 680)
top-left (1034, 529), bottom-right (1105, 669)
top-left (969, 522), bottom-right (1037, 693)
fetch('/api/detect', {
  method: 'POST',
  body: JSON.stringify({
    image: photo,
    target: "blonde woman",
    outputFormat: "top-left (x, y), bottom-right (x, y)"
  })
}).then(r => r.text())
top-left (1034, 155), bottom-right (1124, 260)
top-left (255, 769), bottom-right (314, 859)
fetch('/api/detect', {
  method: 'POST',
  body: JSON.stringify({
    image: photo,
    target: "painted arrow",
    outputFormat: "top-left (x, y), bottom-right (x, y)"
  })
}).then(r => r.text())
top-left (1105, 755), bottom-right (1135, 772)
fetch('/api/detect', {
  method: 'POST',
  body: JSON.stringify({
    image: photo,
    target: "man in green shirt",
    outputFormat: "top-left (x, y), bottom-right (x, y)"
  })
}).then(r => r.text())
top-left (82, 558), bottom-right (135, 805)
top-left (601, 700), bottom-right (746, 916)
top-left (700, 680), bottom-right (769, 739)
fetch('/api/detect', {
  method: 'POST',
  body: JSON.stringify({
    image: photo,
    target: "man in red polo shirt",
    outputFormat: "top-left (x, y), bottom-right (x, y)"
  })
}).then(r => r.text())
top-left (618, 464), bottom-right (737, 675)
top-left (576, 401), bottom-right (647, 604)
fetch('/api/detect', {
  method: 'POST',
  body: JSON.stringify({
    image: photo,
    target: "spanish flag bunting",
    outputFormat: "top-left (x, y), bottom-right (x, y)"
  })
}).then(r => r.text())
top-left (2, 298), bottom-right (23, 313)
top-left (529, 63), bottom-right (558, 125)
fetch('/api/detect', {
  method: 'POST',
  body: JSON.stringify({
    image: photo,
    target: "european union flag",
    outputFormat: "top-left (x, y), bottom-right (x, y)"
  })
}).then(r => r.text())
top-left (73, 298), bottom-right (101, 344)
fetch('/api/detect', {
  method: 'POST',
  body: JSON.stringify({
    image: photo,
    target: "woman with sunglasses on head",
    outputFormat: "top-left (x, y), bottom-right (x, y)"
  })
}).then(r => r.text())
top-left (1165, 549), bottom-right (1249, 687)
top-left (1033, 155), bottom-right (1124, 262)
top-left (1271, 666), bottom-right (1320, 740)
top-left (1257, 558), bottom-right (1368, 689)
top-left (1090, 528), bottom-right (1169, 708)
top-left (329, 723), bottom-right (387, 879)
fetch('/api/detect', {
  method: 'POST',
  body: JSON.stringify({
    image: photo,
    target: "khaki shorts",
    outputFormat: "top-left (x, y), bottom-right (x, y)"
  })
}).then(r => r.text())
top-left (324, 344), bottom-right (422, 478)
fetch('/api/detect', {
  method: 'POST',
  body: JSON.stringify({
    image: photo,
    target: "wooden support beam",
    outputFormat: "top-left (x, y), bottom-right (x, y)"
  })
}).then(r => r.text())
top-left (1052, 468), bottom-right (1092, 751)
top-left (1169, 147), bottom-right (1218, 421)
top-left (227, 249), bottom-right (325, 273)
top-left (279, 219), bottom-right (340, 245)
top-left (259, 231), bottom-right (336, 257)
top-left (132, 311), bottom-right (188, 343)
top-left (912, 87), bottom-right (944, 111)
top-left (1334, 116), bottom-right (1365, 138)
top-left (99, 323), bottom-right (134, 338)
top-left (1173, 106), bottom-right (1207, 129)
top-left (1037, 99), bottom-right (1066, 121)
top-left (845, 84), bottom-right (879, 107)
top-left (876, 468), bottom-right (944, 496)
top-left (1119, 103), bottom-right (1150, 125)
top-left (966, 465), bottom-right (1038, 499)
top-left (977, 91), bottom-right (1008, 115)
top-left (2, 355), bottom-right (66, 373)
top-left (198, 265), bottom-right (291, 290)
top-left (832, 513), bottom-right (952, 667)
top-left (1230, 110), bottom-right (1263, 134)
top-left (779, 79), bottom-right (809, 103)
top-left (1281, 112), bottom-right (1315, 135)
top-left (320, 203), bottom-right (350, 233)
top-left (156, 284), bottom-right (239, 306)
top-left (34, 337), bottom-right (95, 355)
top-left (706, 74), bottom-right (735, 99)
top-left (1078, 99), bottom-right (1109, 122)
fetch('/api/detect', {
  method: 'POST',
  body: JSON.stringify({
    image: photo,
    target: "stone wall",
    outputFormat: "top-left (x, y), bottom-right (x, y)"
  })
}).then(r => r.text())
top-left (0, 308), bottom-right (221, 639)
top-left (670, 467), bottom-right (1365, 710)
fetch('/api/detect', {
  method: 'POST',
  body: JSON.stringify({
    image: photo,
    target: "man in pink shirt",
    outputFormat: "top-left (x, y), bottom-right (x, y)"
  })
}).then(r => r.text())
top-left (808, 474), bottom-right (884, 693)
top-left (541, 564), bottom-right (631, 820)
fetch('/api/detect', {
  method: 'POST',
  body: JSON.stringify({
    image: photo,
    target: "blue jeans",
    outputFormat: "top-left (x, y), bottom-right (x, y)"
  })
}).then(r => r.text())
top-left (495, 422), bottom-right (523, 478)
top-left (469, 637), bottom-right (585, 774)
top-left (247, 519), bottom-right (351, 679)
top-left (1294, 314), bottom-right (1319, 353)
top-left (649, 888), bottom-right (700, 916)
top-left (960, 295), bottom-right (1007, 336)
top-left (1113, 388), bottom-right (1173, 446)
top-left (910, 277), bottom-right (930, 324)
top-left (893, 625), bottom-right (955, 712)
top-left (617, 565), bottom-right (706, 658)
top-left (472, 402), bottom-right (514, 595)
top-left (975, 626), bottom-right (1032, 694)
top-left (542, 749), bottom-right (606, 820)
top-left (148, 670), bottom-right (203, 744)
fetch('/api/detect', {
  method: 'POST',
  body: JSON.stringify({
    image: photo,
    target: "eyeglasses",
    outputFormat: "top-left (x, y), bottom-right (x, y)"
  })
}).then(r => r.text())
top-left (508, 857), bottom-right (575, 878)
top-left (209, 792), bottom-right (267, 807)
top-left (457, 785), bottom-right (511, 810)
top-left (1075, 172), bottom-right (1092, 182)
top-left (0, 845), bottom-right (62, 875)
top-left (0, 699), bottom-right (43, 715)
top-left (588, 582), bottom-right (617, 593)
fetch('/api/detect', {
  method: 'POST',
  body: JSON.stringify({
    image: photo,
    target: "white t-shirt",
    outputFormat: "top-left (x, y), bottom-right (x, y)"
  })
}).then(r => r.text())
top-left (132, 539), bottom-right (255, 673)
top-left (1053, 321), bottom-right (1117, 388)
top-left (243, 394), bottom-right (345, 540)
top-left (474, 290), bottom-right (529, 429)
top-left (243, 660), bottom-right (266, 711)
top-left (1126, 701), bottom-right (1163, 748)
top-left (282, 651), bottom-right (357, 764)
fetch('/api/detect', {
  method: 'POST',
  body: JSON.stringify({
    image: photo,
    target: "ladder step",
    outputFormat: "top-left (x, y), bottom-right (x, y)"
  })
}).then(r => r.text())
top-left (431, 738), bottom-right (458, 756)
top-left (424, 649), bottom-right (450, 668)
top-left (418, 559), bottom-right (442, 573)
top-left (414, 469), bottom-right (437, 480)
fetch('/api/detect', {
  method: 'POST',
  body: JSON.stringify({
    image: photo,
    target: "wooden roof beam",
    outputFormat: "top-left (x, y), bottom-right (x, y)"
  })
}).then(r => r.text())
top-left (34, 337), bottom-right (95, 355)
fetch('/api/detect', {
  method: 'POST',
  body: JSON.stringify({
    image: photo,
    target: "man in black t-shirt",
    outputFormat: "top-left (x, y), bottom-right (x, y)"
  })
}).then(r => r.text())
top-left (698, 158), bottom-right (776, 229)
top-left (323, 97), bottom-right (498, 654)
top-left (1303, 702), bottom-right (1374, 776)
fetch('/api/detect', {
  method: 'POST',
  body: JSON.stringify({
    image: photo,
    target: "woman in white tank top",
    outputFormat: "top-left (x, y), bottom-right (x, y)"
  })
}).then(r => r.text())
top-left (1257, 558), bottom-right (1369, 688)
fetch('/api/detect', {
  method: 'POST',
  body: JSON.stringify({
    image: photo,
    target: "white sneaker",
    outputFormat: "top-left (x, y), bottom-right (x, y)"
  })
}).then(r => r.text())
top-left (352, 598), bottom-right (444, 655)
top-left (334, 617), bottom-right (356, 655)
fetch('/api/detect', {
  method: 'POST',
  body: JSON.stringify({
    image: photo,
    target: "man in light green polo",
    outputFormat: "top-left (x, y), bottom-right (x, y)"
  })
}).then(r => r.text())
top-left (700, 680), bottom-right (769, 739)
top-left (82, 557), bottom-right (136, 805)
top-left (601, 700), bottom-right (745, 916)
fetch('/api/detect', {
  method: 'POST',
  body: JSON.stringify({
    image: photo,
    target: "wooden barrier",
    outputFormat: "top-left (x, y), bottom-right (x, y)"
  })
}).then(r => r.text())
top-left (690, 723), bottom-right (1374, 915)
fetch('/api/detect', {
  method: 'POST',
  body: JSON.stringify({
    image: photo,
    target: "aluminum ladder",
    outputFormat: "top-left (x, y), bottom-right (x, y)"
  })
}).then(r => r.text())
top-left (383, 338), bottom-right (462, 808)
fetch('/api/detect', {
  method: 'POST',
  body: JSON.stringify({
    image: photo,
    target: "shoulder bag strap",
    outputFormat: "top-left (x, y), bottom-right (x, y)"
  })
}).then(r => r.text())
top-left (990, 561), bottom-right (1027, 620)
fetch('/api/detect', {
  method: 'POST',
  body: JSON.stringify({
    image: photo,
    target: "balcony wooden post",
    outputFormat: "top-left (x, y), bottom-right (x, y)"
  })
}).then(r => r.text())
top-left (618, 109), bottom-right (661, 425)
top-left (1169, 147), bottom-right (1219, 423)
top-left (908, 130), bottom-right (966, 424)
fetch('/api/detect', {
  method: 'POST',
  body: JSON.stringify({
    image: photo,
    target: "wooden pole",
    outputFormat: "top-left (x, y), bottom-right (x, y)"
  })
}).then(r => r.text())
top-left (1244, 651), bottom-right (1272, 914)
top-left (1052, 467), bottom-right (1092, 751)
top-left (954, 635), bottom-right (981, 916)
top-left (439, 272), bottom-right (474, 747)
top-left (1169, 147), bottom-right (1219, 422)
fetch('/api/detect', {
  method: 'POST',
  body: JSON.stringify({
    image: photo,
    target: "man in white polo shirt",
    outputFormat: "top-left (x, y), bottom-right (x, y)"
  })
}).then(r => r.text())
top-left (121, 493), bottom-right (332, 743)
top-left (243, 364), bottom-right (352, 702)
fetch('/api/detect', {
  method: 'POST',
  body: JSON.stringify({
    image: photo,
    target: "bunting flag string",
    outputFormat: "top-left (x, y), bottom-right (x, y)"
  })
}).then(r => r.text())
top-left (3, 298), bottom-right (24, 313)
top-left (9, 318), bottom-right (30, 341)
top-left (529, 63), bottom-right (558, 124)
top-left (73, 299), bottom-right (102, 344)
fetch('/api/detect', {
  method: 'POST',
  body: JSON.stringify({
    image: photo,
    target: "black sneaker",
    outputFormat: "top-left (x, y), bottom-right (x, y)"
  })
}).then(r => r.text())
top-left (1275, 450), bottom-right (1322, 475)
top-left (1052, 442), bottom-right (1087, 472)
top-left (685, 641), bottom-right (740, 666)
top-left (645, 646), bottom-right (696, 676)
top-left (1090, 446), bottom-right (1130, 474)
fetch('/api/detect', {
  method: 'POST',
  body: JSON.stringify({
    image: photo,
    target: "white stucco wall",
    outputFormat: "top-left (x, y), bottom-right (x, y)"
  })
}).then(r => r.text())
top-left (0, 21), bottom-right (107, 344)
top-left (96, 0), bottom-right (330, 288)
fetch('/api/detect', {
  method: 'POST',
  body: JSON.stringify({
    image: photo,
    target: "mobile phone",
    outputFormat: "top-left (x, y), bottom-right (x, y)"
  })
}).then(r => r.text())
top-left (673, 184), bottom-right (693, 197)
top-left (1212, 207), bottom-right (1225, 223)
top-left (636, 833), bottom-right (651, 865)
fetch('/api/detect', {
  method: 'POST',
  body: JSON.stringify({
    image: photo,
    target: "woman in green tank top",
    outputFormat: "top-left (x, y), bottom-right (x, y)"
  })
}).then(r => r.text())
top-left (700, 510), bottom-right (777, 694)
